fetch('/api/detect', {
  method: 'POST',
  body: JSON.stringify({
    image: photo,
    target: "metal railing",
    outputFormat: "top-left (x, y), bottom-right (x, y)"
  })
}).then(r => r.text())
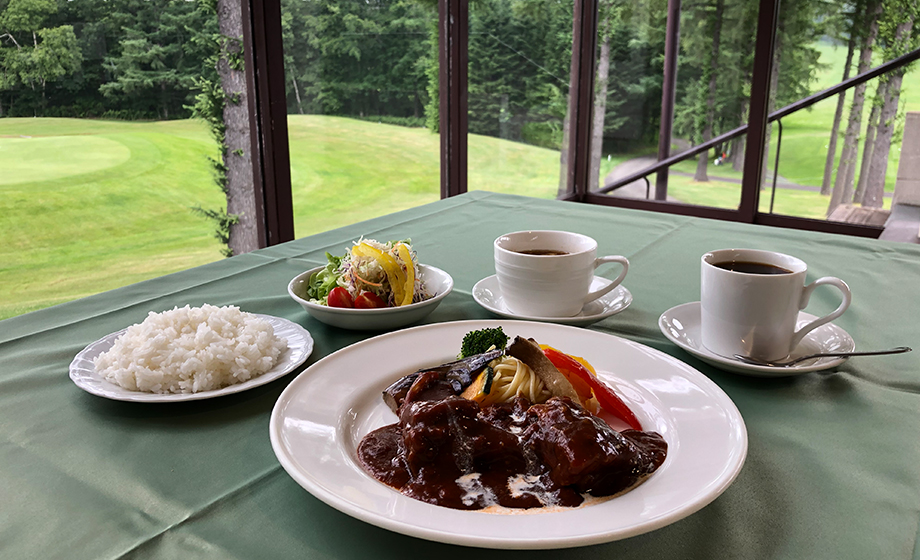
top-left (598, 46), bottom-right (920, 203)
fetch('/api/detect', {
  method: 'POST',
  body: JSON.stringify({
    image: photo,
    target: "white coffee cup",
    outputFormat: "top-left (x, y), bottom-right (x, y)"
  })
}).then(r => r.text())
top-left (700, 248), bottom-right (851, 361)
top-left (494, 230), bottom-right (629, 317)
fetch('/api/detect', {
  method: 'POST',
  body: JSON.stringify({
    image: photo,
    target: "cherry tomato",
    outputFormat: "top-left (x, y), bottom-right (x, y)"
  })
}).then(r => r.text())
top-left (354, 292), bottom-right (387, 308)
top-left (327, 287), bottom-right (354, 308)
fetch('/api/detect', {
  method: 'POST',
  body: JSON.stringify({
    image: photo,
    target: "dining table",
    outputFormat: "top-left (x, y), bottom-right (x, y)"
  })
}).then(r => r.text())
top-left (2, 190), bottom-right (919, 560)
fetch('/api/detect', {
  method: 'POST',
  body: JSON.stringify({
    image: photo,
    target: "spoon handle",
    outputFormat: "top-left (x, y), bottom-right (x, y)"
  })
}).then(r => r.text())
top-left (786, 346), bottom-right (912, 365)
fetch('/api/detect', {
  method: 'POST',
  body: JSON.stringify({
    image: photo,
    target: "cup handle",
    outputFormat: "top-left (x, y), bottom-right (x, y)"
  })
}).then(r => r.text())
top-left (789, 277), bottom-right (851, 351)
top-left (585, 256), bottom-right (629, 303)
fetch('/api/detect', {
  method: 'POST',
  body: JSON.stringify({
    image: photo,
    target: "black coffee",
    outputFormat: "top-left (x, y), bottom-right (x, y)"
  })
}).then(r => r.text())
top-left (713, 260), bottom-right (792, 274)
top-left (516, 249), bottom-right (569, 256)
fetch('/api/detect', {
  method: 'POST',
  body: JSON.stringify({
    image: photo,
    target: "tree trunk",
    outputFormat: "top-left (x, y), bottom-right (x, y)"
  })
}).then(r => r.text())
top-left (694, 0), bottom-right (724, 183)
top-left (854, 80), bottom-right (886, 203)
top-left (693, 139), bottom-right (709, 181)
top-left (557, 9), bottom-right (580, 199)
top-left (761, 38), bottom-right (782, 188)
top-left (821, 31), bottom-right (856, 196)
top-left (217, 0), bottom-right (260, 254)
top-left (731, 99), bottom-right (748, 172)
top-left (865, 77), bottom-right (906, 207)
top-left (827, 1), bottom-right (881, 216)
top-left (291, 71), bottom-right (304, 114)
top-left (864, 15), bottom-right (914, 208)
top-left (557, 107), bottom-right (570, 197)
top-left (500, 93), bottom-right (511, 139)
top-left (589, 21), bottom-right (611, 191)
top-left (160, 82), bottom-right (169, 120)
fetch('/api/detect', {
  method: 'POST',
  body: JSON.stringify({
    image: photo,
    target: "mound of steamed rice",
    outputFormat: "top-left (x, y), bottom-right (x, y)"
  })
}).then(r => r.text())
top-left (93, 304), bottom-right (288, 394)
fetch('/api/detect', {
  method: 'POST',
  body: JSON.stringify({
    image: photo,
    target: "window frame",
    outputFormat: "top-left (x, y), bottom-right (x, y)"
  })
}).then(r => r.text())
top-left (245, 0), bottom-right (295, 246)
top-left (245, 0), bottom-right (892, 246)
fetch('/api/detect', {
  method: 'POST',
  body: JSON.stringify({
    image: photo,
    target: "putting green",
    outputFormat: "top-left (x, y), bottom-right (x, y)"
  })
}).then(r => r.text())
top-left (0, 136), bottom-right (131, 185)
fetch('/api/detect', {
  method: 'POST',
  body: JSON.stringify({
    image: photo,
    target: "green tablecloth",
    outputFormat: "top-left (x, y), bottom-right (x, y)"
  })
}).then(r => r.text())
top-left (3, 191), bottom-right (919, 559)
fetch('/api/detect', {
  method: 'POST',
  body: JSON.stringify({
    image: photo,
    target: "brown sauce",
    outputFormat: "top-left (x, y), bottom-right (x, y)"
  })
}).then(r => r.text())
top-left (358, 371), bottom-right (667, 511)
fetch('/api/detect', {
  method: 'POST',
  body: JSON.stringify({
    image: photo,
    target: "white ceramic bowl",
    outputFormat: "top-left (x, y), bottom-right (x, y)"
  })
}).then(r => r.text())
top-left (287, 264), bottom-right (453, 331)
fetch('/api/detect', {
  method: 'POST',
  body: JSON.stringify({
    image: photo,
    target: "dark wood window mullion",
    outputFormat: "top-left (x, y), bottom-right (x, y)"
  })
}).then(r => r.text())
top-left (246, 0), bottom-right (295, 245)
top-left (738, 0), bottom-right (779, 221)
top-left (655, 0), bottom-right (682, 201)
top-left (440, 0), bottom-right (469, 198)
top-left (240, 0), bottom-right (267, 248)
top-left (566, 0), bottom-right (600, 200)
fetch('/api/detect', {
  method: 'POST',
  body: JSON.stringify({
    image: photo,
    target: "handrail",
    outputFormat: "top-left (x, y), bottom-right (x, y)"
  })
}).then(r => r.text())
top-left (598, 46), bottom-right (920, 195)
top-left (769, 120), bottom-right (783, 213)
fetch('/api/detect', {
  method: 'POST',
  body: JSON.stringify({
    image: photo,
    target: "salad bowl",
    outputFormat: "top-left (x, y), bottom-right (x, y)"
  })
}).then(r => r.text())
top-left (288, 264), bottom-right (453, 331)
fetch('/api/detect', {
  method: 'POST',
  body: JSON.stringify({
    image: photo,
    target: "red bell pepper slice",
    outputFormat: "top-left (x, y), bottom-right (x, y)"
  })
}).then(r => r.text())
top-left (542, 347), bottom-right (643, 431)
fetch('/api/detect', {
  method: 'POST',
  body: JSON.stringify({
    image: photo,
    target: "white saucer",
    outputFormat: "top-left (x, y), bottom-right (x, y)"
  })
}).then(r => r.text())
top-left (472, 275), bottom-right (632, 327)
top-left (658, 302), bottom-right (856, 377)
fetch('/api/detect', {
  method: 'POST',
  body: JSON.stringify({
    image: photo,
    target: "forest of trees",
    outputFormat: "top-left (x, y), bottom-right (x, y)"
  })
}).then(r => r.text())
top-left (1, 0), bottom-right (918, 210)
top-left (823, 0), bottom-right (920, 212)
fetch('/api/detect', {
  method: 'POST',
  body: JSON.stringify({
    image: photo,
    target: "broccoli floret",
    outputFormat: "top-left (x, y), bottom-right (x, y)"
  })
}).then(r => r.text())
top-left (459, 327), bottom-right (509, 359)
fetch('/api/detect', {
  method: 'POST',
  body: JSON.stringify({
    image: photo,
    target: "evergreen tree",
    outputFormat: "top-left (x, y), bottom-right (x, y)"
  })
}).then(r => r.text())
top-left (99, 0), bottom-right (210, 119)
top-left (863, 0), bottom-right (919, 207)
top-left (669, 0), bottom-right (751, 172)
top-left (853, 79), bottom-right (886, 202)
top-left (0, 0), bottom-right (82, 114)
top-left (820, 2), bottom-right (860, 196)
top-left (828, 0), bottom-right (881, 215)
top-left (282, 0), bottom-right (433, 120)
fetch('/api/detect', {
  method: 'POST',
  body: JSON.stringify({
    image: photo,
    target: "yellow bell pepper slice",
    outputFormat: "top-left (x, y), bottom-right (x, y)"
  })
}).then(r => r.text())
top-left (352, 243), bottom-right (406, 305)
top-left (395, 243), bottom-right (416, 306)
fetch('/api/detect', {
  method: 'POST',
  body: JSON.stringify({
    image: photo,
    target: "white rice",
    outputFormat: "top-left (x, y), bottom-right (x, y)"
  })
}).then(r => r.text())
top-left (94, 304), bottom-right (288, 394)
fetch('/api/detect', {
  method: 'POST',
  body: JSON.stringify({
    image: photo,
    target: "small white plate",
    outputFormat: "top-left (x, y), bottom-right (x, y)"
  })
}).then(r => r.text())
top-left (472, 275), bottom-right (632, 326)
top-left (271, 320), bottom-right (747, 549)
top-left (69, 315), bottom-right (313, 402)
top-left (288, 264), bottom-right (452, 331)
top-left (658, 302), bottom-right (856, 377)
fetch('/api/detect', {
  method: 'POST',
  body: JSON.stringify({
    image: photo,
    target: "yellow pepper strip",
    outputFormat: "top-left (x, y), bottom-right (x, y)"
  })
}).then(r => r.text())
top-left (395, 243), bottom-right (416, 306)
top-left (539, 344), bottom-right (597, 376)
top-left (352, 243), bottom-right (406, 305)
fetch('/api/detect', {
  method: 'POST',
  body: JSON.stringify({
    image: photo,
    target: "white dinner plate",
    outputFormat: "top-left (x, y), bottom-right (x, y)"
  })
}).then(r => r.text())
top-left (658, 302), bottom-right (856, 376)
top-left (69, 314), bottom-right (313, 402)
top-left (270, 320), bottom-right (747, 549)
top-left (472, 274), bottom-right (632, 326)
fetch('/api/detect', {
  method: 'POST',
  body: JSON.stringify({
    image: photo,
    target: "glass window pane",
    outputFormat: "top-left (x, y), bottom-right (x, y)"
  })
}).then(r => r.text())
top-left (593, 1), bottom-right (756, 210)
top-left (767, 0), bottom-right (915, 226)
top-left (467, 0), bottom-right (573, 198)
top-left (0, 0), bottom-right (251, 320)
top-left (281, 0), bottom-right (440, 238)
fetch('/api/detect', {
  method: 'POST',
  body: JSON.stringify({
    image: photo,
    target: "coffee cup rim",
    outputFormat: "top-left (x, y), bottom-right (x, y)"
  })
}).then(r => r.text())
top-left (494, 230), bottom-right (596, 257)
top-left (701, 248), bottom-right (806, 275)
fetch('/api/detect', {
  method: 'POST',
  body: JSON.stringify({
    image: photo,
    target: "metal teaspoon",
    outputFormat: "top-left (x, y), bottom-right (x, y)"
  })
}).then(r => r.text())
top-left (732, 346), bottom-right (912, 367)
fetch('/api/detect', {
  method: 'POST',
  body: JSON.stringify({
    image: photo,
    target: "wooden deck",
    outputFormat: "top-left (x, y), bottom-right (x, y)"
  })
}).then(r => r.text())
top-left (827, 204), bottom-right (890, 226)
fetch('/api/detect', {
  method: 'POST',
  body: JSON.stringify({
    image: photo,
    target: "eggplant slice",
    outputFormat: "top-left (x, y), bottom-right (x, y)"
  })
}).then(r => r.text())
top-left (382, 349), bottom-right (504, 413)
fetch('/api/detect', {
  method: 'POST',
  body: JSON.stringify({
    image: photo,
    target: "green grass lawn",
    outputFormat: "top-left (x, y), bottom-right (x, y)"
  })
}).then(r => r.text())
top-left (664, 173), bottom-right (890, 218)
top-left (764, 41), bottom-right (920, 191)
top-left (0, 116), bottom-right (566, 320)
top-left (3, 43), bottom-right (915, 320)
top-left (656, 41), bottom-right (918, 213)
top-left (0, 119), bottom-right (226, 319)
top-left (286, 116), bottom-right (562, 237)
